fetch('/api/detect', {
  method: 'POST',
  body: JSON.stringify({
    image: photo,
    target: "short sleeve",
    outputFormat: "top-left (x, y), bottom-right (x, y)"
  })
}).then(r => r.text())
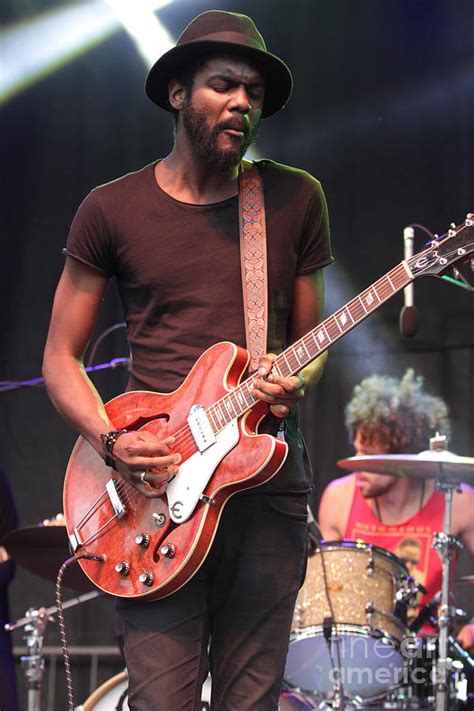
top-left (63, 189), bottom-right (116, 276)
top-left (296, 177), bottom-right (333, 275)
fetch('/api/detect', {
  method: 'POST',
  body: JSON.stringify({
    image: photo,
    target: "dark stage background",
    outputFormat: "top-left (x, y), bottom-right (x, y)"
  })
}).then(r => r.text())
top-left (1, 1), bottom-right (473, 708)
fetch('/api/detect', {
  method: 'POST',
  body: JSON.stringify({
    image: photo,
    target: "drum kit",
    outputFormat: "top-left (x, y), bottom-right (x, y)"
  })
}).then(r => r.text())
top-left (283, 438), bottom-right (474, 710)
top-left (3, 441), bottom-right (474, 711)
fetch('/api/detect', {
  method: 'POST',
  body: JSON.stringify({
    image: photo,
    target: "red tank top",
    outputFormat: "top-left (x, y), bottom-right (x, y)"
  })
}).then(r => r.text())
top-left (344, 478), bottom-right (445, 612)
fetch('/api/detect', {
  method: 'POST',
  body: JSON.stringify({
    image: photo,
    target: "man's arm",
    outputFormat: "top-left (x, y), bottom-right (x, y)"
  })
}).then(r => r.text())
top-left (452, 485), bottom-right (474, 651)
top-left (252, 270), bottom-right (327, 416)
top-left (318, 477), bottom-right (353, 541)
top-left (453, 484), bottom-right (474, 554)
top-left (43, 257), bottom-right (180, 497)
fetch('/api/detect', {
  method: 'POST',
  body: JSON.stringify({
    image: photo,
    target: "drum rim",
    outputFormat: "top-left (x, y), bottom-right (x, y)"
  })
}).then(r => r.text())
top-left (285, 625), bottom-right (407, 703)
top-left (82, 669), bottom-right (128, 710)
top-left (289, 623), bottom-right (409, 650)
top-left (315, 538), bottom-right (408, 574)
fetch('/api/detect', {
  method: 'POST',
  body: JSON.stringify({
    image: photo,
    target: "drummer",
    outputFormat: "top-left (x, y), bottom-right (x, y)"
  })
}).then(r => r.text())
top-left (318, 369), bottom-right (474, 649)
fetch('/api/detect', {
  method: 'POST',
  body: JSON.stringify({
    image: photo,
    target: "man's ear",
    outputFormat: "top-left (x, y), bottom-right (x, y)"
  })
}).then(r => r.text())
top-left (168, 79), bottom-right (186, 111)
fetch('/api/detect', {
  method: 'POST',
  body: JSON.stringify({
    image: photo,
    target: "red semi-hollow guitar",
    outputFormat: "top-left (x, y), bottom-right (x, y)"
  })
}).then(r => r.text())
top-left (63, 216), bottom-right (473, 600)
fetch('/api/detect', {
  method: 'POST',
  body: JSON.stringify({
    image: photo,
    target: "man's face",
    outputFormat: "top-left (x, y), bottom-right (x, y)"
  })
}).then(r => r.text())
top-left (180, 54), bottom-right (264, 172)
top-left (353, 430), bottom-right (398, 498)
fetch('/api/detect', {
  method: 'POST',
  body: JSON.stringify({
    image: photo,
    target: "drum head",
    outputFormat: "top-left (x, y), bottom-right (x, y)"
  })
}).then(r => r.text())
top-left (284, 626), bottom-right (405, 702)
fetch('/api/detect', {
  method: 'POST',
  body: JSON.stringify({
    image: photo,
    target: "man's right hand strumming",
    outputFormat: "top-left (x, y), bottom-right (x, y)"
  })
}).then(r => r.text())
top-left (108, 431), bottom-right (181, 498)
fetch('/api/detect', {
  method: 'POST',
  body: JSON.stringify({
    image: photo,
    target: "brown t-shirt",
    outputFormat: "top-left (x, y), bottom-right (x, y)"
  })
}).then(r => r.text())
top-left (65, 159), bottom-right (333, 492)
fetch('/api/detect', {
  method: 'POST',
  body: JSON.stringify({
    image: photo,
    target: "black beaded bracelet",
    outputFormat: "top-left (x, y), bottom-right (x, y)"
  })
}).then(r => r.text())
top-left (100, 429), bottom-right (127, 469)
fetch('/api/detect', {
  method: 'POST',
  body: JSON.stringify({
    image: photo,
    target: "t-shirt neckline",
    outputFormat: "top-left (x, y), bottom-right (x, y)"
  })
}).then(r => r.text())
top-left (149, 160), bottom-right (238, 208)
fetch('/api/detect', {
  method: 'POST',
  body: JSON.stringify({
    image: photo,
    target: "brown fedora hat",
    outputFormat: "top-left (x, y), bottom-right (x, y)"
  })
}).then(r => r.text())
top-left (145, 10), bottom-right (292, 118)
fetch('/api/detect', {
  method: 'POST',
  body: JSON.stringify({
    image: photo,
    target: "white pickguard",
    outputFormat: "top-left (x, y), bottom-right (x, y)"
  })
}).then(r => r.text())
top-left (166, 419), bottom-right (239, 523)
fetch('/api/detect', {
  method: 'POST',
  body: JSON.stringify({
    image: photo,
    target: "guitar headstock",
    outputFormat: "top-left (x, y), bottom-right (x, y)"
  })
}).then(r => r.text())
top-left (407, 213), bottom-right (474, 278)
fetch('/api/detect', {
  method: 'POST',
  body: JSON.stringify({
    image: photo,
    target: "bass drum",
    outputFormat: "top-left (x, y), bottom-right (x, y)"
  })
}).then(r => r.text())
top-left (80, 670), bottom-right (129, 711)
top-left (80, 671), bottom-right (212, 710)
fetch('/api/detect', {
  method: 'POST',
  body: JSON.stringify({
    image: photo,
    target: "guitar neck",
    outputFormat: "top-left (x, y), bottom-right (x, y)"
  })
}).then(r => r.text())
top-left (275, 259), bottom-right (413, 377)
top-left (206, 260), bottom-right (413, 433)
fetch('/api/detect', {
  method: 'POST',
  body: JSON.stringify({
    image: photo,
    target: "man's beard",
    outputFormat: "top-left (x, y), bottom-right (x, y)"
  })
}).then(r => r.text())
top-left (181, 100), bottom-right (259, 173)
top-left (358, 475), bottom-right (397, 499)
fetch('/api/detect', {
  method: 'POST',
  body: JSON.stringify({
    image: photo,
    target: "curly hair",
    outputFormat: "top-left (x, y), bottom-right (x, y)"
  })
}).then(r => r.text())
top-left (345, 369), bottom-right (451, 453)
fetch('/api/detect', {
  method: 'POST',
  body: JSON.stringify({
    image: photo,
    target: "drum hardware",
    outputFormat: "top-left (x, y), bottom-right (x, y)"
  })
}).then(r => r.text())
top-left (383, 633), bottom-right (474, 709)
top-left (365, 602), bottom-right (375, 626)
top-left (5, 591), bottom-right (101, 711)
top-left (322, 616), bottom-right (345, 710)
top-left (409, 593), bottom-right (440, 634)
top-left (395, 576), bottom-right (424, 610)
top-left (432, 476), bottom-right (462, 711)
top-left (367, 551), bottom-right (375, 577)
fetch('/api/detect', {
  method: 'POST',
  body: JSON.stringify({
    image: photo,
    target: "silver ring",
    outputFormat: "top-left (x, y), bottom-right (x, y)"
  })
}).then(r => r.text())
top-left (139, 470), bottom-right (147, 484)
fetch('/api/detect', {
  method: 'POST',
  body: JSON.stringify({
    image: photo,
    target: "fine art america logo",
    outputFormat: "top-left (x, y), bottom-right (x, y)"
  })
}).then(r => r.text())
top-left (319, 635), bottom-right (439, 688)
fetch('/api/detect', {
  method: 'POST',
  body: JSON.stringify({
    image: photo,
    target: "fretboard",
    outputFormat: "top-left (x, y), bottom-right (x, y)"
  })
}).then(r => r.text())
top-left (206, 260), bottom-right (413, 434)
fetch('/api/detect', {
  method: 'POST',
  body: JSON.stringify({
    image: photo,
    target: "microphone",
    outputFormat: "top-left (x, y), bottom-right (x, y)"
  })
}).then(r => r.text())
top-left (400, 226), bottom-right (418, 337)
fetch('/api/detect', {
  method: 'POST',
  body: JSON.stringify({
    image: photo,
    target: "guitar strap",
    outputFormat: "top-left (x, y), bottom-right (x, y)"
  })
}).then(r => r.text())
top-left (238, 161), bottom-right (268, 373)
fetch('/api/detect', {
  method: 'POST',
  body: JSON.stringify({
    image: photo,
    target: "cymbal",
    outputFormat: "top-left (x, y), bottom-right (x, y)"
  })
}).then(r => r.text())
top-left (3, 525), bottom-right (94, 593)
top-left (337, 450), bottom-right (474, 483)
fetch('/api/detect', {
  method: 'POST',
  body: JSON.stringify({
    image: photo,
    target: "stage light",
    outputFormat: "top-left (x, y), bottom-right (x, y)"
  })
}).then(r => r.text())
top-left (0, 0), bottom-right (173, 105)
top-left (105, 0), bottom-right (173, 68)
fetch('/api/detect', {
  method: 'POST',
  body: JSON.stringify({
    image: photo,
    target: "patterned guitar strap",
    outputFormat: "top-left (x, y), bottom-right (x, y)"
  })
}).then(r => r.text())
top-left (239, 161), bottom-right (288, 442)
top-left (238, 160), bottom-right (268, 374)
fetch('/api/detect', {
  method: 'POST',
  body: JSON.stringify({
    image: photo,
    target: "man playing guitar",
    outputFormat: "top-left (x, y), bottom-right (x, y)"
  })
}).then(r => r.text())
top-left (43, 10), bottom-right (332, 710)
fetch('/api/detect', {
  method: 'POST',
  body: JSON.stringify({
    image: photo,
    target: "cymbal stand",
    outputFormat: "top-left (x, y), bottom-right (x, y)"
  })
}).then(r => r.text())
top-left (20, 607), bottom-right (48, 711)
top-left (5, 591), bottom-right (100, 711)
top-left (432, 477), bottom-right (463, 711)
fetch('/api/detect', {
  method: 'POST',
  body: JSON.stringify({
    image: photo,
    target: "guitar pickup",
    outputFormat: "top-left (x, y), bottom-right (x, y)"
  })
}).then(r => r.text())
top-left (187, 405), bottom-right (216, 452)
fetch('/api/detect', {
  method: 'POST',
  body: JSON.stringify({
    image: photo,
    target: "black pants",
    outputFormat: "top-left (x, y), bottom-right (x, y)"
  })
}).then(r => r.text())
top-left (117, 492), bottom-right (309, 711)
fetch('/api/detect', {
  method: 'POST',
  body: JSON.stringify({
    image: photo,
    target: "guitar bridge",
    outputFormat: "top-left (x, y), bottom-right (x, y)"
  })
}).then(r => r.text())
top-left (68, 528), bottom-right (82, 553)
top-left (106, 479), bottom-right (126, 518)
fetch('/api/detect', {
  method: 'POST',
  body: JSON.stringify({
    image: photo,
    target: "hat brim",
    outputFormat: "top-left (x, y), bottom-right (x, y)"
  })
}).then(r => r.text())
top-left (145, 41), bottom-right (292, 118)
